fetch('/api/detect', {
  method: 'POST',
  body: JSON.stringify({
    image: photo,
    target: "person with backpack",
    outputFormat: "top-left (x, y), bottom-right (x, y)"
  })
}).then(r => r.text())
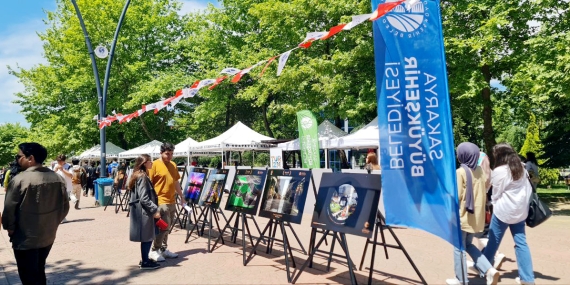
top-left (85, 161), bottom-right (97, 197)
top-left (67, 159), bottom-right (86, 209)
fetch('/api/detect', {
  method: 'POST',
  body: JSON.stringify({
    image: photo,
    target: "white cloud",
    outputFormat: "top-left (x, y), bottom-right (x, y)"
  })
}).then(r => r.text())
top-left (0, 19), bottom-right (47, 126)
top-left (178, 0), bottom-right (210, 15)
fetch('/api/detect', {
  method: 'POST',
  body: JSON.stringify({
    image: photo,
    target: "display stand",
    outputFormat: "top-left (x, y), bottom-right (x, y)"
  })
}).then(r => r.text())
top-left (185, 203), bottom-right (226, 252)
top-left (358, 211), bottom-right (427, 285)
top-left (103, 185), bottom-right (121, 212)
top-left (171, 201), bottom-right (199, 233)
top-left (245, 217), bottom-right (297, 283)
top-left (210, 208), bottom-right (265, 265)
top-left (292, 229), bottom-right (357, 285)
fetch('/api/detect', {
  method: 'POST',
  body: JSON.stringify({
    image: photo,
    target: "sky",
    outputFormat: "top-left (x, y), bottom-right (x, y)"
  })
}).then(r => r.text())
top-left (0, 0), bottom-right (214, 127)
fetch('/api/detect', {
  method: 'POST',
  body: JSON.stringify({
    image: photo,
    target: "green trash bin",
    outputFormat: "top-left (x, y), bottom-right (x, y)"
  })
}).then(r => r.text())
top-left (95, 178), bottom-right (114, 206)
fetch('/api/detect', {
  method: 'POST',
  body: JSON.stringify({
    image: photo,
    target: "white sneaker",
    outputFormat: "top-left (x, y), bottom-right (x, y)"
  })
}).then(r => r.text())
top-left (486, 268), bottom-right (500, 285)
top-left (445, 278), bottom-right (461, 285)
top-left (493, 253), bottom-right (506, 270)
top-left (149, 250), bottom-right (165, 262)
top-left (516, 277), bottom-right (535, 285)
top-left (479, 238), bottom-right (488, 248)
top-left (161, 249), bottom-right (178, 258)
top-left (466, 260), bottom-right (479, 275)
top-left (61, 218), bottom-right (68, 224)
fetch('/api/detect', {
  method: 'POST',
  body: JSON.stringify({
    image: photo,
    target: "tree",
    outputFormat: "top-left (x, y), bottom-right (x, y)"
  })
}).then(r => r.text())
top-left (0, 124), bottom-right (30, 166)
top-left (519, 113), bottom-right (541, 156)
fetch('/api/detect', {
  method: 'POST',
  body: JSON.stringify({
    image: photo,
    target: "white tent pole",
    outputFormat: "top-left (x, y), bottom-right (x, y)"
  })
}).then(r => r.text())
top-left (222, 145), bottom-right (224, 167)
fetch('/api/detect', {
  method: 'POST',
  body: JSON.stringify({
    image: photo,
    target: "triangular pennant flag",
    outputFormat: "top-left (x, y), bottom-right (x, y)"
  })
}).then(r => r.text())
top-left (303, 31), bottom-right (328, 42)
top-left (182, 88), bottom-right (198, 98)
top-left (231, 61), bottom-right (265, 83)
top-left (321, 24), bottom-right (347, 40)
top-left (370, 0), bottom-right (405, 21)
top-left (92, 114), bottom-right (98, 120)
top-left (115, 113), bottom-right (126, 122)
top-left (191, 80), bottom-right (200, 89)
top-left (260, 55), bottom-right (278, 78)
top-left (220, 67), bottom-right (241, 75)
top-left (153, 100), bottom-right (166, 114)
top-left (342, 14), bottom-right (373, 30)
top-left (208, 76), bottom-right (227, 90)
top-left (175, 89), bottom-right (183, 97)
top-left (197, 79), bottom-right (216, 89)
top-left (298, 41), bottom-right (313, 49)
top-left (277, 50), bottom-right (293, 76)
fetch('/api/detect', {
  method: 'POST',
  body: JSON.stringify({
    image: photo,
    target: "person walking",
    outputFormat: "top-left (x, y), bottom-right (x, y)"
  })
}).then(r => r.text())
top-left (69, 159), bottom-right (86, 209)
top-left (54, 154), bottom-right (74, 222)
top-left (128, 154), bottom-right (161, 269)
top-left (446, 142), bottom-right (499, 285)
top-left (483, 143), bottom-right (534, 284)
top-left (524, 152), bottom-right (540, 190)
top-left (148, 142), bottom-right (186, 262)
top-left (2, 142), bottom-right (70, 284)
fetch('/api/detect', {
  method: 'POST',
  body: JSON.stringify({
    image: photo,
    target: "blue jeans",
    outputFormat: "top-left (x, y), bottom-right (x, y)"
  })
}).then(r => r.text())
top-left (454, 231), bottom-right (493, 282)
top-left (483, 214), bottom-right (534, 283)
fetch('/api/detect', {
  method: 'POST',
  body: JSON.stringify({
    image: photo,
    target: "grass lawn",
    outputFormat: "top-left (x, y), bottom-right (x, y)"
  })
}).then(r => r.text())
top-left (537, 184), bottom-right (570, 203)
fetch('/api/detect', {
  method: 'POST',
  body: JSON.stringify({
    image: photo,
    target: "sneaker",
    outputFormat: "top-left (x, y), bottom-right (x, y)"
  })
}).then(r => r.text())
top-left (515, 277), bottom-right (535, 285)
top-left (140, 260), bottom-right (160, 270)
top-left (486, 268), bottom-right (500, 285)
top-left (479, 237), bottom-right (488, 248)
top-left (466, 260), bottom-right (479, 275)
top-left (493, 253), bottom-right (506, 270)
top-left (149, 250), bottom-right (165, 262)
top-left (445, 278), bottom-right (461, 285)
top-left (61, 218), bottom-right (68, 224)
top-left (161, 249), bottom-right (178, 258)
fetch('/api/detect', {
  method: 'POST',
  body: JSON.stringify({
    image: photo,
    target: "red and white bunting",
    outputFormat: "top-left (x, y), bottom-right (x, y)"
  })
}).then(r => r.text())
top-left (220, 67), bottom-right (241, 75)
top-left (208, 76), bottom-right (227, 90)
top-left (231, 60), bottom-right (266, 83)
top-left (153, 100), bottom-right (166, 114)
top-left (277, 49), bottom-right (294, 76)
top-left (321, 24), bottom-right (347, 40)
top-left (370, 0), bottom-right (405, 21)
top-left (260, 55), bottom-right (279, 77)
top-left (196, 79), bottom-right (217, 89)
top-left (342, 14), bottom-right (373, 30)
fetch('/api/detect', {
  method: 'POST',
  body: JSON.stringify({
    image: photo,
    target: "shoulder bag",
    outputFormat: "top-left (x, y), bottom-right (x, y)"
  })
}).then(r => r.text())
top-left (525, 176), bottom-right (552, 228)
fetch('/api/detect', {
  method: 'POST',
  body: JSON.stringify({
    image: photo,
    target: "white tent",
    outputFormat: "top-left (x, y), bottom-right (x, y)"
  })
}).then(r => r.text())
top-left (277, 120), bottom-right (347, 151)
top-left (327, 117), bottom-right (379, 149)
top-left (173, 137), bottom-right (199, 157)
top-left (189, 121), bottom-right (275, 152)
top-left (119, 140), bottom-right (163, 159)
top-left (77, 142), bottom-right (126, 159)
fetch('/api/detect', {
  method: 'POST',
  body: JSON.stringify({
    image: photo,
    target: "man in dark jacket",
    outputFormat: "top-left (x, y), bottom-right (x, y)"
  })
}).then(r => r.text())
top-left (2, 142), bottom-right (70, 284)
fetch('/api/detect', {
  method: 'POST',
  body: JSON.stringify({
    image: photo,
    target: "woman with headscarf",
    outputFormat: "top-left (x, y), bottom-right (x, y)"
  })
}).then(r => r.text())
top-left (447, 142), bottom-right (499, 285)
top-left (484, 143), bottom-right (534, 284)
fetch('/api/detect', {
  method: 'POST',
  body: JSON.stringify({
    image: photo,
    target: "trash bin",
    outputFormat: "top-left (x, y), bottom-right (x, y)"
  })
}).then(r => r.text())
top-left (95, 178), bottom-right (114, 206)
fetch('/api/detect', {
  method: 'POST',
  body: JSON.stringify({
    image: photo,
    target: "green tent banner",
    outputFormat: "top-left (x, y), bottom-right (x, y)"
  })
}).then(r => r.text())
top-left (297, 110), bottom-right (320, 168)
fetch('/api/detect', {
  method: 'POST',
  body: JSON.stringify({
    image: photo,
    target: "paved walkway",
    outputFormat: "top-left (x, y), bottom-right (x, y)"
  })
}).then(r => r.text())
top-left (0, 191), bottom-right (568, 284)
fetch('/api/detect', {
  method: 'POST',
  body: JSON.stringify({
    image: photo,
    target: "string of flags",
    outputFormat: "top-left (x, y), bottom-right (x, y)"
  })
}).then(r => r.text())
top-left (96, 0), bottom-right (414, 129)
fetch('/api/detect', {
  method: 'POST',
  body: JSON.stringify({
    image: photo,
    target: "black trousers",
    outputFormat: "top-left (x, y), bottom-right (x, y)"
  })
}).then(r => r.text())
top-left (13, 244), bottom-right (53, 285)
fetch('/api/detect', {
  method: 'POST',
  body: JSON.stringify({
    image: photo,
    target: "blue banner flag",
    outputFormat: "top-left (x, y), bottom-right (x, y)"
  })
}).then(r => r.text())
top-left (371, 0), bottom-right (461, 248)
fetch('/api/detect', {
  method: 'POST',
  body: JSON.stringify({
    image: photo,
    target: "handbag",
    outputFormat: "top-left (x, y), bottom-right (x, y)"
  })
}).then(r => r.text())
top-left (525, 176), bottom-right (552, 228)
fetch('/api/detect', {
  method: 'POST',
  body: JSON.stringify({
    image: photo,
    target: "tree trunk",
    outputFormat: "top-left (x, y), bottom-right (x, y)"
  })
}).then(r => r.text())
top-left (262, 103), bottom-right (274, 138)
top-left (138, 116), bottom-right (154, 141)
top-left (481, 64), bottom-right (496, 165)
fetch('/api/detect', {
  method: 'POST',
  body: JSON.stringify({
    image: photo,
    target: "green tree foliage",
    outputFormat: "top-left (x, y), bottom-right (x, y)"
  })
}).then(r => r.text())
top-left (519, 113), bottom-right (541, 156)
top-left (0, 124), bottom-right (30, 166)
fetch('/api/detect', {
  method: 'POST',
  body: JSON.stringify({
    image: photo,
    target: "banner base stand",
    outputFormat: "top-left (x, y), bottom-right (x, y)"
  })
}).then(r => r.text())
top-left (358, 211), bottom-right (427, 285)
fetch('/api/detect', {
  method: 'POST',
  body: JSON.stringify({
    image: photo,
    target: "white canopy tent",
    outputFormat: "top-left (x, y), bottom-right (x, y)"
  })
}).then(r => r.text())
top-left (119, 140), bottom-right (163, 159)
top-left (173, 137), bottom-right (199, 157)
top-left (189, 121), bottom-right (275, 165)
top-left (77, 142), bottom-right (126, 159)
top-left (327, 117), bottom-right (379, 149)
top-left (277, 120), bottom-right (347, 151)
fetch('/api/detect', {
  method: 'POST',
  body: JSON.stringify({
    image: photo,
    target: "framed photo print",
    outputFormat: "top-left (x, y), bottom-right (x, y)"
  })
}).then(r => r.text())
top-left (184, 168), bottom-right (209, 203)
top-left (258, 169), bottom-right (311, 224)
top-left (224, 169), bottom-right (268, 215)
top-left (311, 173), bottom-right (381, 238)
top-left (198, 169), bottom-right (229, 208)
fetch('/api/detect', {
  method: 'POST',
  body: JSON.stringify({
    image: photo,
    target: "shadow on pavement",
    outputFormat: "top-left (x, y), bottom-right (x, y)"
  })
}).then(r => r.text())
top-left (499, 269), bottom-right (560, 282)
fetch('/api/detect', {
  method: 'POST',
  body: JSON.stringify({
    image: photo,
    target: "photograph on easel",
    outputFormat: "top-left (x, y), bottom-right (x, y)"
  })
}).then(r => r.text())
top-left (198, 169), bottom-right (229, 208)
top-left (258, 169), bottom-right (311, 224)
top-left (311, 173), bottom-right (381, 238)
top-left (184, 168), bottom-right (209, 203)
top-left (225, 169), bottom-right (268, 215)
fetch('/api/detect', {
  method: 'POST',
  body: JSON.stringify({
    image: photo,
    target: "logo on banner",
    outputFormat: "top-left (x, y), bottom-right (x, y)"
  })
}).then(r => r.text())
top-left (381, 0), bottom-right (429, 38)
top-left (301, 117), bottom-right (314, 129)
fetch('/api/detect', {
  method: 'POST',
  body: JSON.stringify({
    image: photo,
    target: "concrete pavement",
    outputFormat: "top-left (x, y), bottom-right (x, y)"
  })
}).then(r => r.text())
top-left (0, 191), bottom-right (569, 284)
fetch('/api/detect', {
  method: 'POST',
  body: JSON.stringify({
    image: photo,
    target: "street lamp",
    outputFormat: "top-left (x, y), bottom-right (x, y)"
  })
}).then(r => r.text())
top-left (70, 0), bottom-right (131, 178)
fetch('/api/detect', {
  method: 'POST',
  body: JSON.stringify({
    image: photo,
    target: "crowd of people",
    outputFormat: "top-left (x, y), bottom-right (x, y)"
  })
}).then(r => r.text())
top-left (0, 140), bottom-right (540, 284)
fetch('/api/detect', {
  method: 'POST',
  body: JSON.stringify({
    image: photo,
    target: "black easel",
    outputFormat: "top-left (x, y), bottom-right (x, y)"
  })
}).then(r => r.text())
top-left (171, 201), bottom-right (199, 233)
top-left (104, 185), bottom-right (121, 212)
top-left (358, 211), bottom-right (427, 285)
top-left (245, 217), bottom-right (297, 283)
top-left (292, 228), bottom-right (358, 285)
top-left (263, 221), bottom-right (307, 255)
top-left (185, 203), bottom-right (225, 252)
top-left (210, 209), bottom-right (264, 265)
